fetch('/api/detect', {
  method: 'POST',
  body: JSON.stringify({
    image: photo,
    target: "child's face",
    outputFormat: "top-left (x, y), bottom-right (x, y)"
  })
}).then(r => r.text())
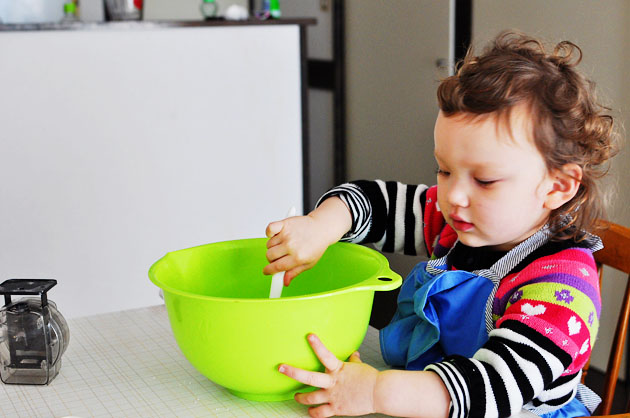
top-left (433, 108), bottom-right (556, 251)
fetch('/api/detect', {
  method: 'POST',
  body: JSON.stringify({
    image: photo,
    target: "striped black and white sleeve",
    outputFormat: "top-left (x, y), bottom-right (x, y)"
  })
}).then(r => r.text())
top-left (425, 320), bottom-right (577, 418)
top-left (315, 180), bottom-right (428, 256)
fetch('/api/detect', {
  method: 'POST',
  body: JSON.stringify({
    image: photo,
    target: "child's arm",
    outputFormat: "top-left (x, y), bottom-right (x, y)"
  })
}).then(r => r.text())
top-left (317, 181), bottom-right (431, 256)
top-left (279, 334), bottom-right (451, 418)
top-left (264, 197), bottom-right (352, 285)
top-left (264, 180), bottom-right (435, 285)
top-left (373, 369), bottom-right (451, 418)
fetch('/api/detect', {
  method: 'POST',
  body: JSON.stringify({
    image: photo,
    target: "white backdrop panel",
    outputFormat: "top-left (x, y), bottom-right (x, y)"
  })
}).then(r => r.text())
top-left (0, 24), bottom-right (303, 318)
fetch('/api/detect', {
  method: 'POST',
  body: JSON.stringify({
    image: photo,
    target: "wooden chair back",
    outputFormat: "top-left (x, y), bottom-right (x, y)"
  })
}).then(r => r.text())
top-left (585, 220), bottom-right (630, 416)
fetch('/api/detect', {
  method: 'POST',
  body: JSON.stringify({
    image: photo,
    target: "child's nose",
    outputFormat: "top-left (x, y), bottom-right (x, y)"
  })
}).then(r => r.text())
top-left (446, 179), bottom-right (470, 208)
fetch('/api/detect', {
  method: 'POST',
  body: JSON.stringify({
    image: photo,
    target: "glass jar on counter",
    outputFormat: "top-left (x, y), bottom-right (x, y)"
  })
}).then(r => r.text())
top-left (200, 0), bottom-right (218, 19)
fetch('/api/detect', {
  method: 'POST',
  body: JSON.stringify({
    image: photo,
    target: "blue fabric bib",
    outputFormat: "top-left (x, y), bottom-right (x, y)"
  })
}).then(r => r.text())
top-left (380, 261), bottom-right (494, 370)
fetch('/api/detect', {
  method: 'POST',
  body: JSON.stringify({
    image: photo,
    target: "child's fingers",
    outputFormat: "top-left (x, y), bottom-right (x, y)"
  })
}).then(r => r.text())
top-left (348, 351), bottom-right (362, 363)
top-left (278, 364), bottom-right (333, 389)
top-left (262, 255), bottom-right (296, 276)
top-left (294, 389), bottom-right (328, 406)
top-left (265, 221), bottom-right (284, 239)
top-left (308, 404), bottom-right (335, 418)
top-left (307, 334), bottom-right (343, 372)
top-left (265, 244), bottom-right (288, 264)
top-left (266, 231), bottom-right (287, 249)
top-left (262, 260), bottom-right (283, 276)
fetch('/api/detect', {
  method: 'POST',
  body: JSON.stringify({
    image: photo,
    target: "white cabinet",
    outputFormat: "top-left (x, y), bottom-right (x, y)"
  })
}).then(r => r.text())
top-left (0, 23), bottom-right (306, 318)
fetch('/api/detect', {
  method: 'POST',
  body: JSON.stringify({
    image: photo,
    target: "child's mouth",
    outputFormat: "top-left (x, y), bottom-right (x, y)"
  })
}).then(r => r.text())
top-left (450, 217), bottom-right (474, 232)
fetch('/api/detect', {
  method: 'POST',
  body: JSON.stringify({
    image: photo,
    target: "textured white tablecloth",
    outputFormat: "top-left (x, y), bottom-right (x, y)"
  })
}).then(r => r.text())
top-left (0, 304), bottom-right (539, 417)
top-left (0, 305), bottom-right (392, 417)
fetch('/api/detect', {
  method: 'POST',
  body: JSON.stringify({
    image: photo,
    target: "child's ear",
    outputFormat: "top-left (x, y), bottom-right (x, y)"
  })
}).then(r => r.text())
top-left (544, 163), bottom-right (583, 210)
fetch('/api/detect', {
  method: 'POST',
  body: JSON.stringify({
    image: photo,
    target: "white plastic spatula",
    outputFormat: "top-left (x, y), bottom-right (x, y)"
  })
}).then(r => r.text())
top-left (269, 206), bottom-right (297, 298)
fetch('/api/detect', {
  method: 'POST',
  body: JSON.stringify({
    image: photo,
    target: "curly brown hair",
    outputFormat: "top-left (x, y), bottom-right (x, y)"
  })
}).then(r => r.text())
top-left (437, 30), bottom-right (620, 239)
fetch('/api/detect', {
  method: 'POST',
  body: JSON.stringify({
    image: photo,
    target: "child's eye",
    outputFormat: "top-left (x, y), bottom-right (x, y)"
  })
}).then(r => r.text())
top-left (475, 178), bottom-right (497, 186)
top-left (436, 169), bottom-right (450, 177)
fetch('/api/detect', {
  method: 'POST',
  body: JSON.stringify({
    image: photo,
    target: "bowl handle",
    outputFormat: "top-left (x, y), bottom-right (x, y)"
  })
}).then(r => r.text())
top-left (364, 266), bottom-right (402, 291)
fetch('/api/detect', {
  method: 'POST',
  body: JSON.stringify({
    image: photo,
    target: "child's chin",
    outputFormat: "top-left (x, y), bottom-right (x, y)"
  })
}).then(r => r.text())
top-left (454, 233), bottom-right (487, 248)
top-left (457, 232), bottom-right (520, 251)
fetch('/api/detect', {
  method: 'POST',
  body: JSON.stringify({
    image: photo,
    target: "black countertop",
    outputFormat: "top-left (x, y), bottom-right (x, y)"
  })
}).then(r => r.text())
top-left (0, 18), bottom-right (316, 32)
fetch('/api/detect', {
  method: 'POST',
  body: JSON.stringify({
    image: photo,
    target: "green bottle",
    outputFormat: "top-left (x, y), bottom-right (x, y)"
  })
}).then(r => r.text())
top-left (62, 2), bottom-right (78, 22)
top-left (270, 0), bottom-right (281, 18)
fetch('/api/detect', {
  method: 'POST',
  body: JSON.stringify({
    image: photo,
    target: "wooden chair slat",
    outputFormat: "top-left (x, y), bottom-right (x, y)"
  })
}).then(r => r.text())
top-left (586, 220), bottom-right (630, 417)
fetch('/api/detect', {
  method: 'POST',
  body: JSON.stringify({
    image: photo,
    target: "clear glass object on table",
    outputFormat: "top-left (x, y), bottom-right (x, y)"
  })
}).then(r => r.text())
top-left (200, 0), bottom-right (218, 20)
top-left (104, 0), bottom-right (142, 21)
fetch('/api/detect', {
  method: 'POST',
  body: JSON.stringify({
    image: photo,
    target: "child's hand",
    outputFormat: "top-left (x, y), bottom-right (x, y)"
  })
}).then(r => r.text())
top-left (278, 334), bottom-right (378, 418)
top-left (264, 214), bottom-right (331, 285)
top-left (264, 197), bottom-right (352, 285)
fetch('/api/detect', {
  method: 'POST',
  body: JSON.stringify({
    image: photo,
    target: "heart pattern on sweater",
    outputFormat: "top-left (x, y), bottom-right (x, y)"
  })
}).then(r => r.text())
top-left (568, 316), bottom-right (581, 336)
top-left (521, 303), bottom-right (546, 316)
top-left (580, 338), bottom-right (590, 355)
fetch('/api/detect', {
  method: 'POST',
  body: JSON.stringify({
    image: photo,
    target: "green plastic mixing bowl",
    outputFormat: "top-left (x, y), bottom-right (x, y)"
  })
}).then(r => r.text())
top-left (148, 238), bottom-right (401, 401)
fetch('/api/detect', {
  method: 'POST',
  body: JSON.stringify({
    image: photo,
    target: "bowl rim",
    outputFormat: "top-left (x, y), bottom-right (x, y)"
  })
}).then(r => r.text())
top-left (148, 238), bottom-right (402, 302)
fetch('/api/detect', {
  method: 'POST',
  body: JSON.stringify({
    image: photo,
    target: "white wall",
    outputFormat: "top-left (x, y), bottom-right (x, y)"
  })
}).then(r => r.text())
top-left (472, 0), bottom-right (630, 377)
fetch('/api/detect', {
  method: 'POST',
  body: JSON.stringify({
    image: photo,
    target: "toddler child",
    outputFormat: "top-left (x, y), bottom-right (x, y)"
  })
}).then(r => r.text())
top-left (264, 30), bottom-right (619, 418)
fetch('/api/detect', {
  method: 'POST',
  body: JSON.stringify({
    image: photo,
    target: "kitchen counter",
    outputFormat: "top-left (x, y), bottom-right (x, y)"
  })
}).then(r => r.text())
top-left (0, 18), bottom-right (316, 32)
top-left (0, 305), bottom-right (389, 417)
